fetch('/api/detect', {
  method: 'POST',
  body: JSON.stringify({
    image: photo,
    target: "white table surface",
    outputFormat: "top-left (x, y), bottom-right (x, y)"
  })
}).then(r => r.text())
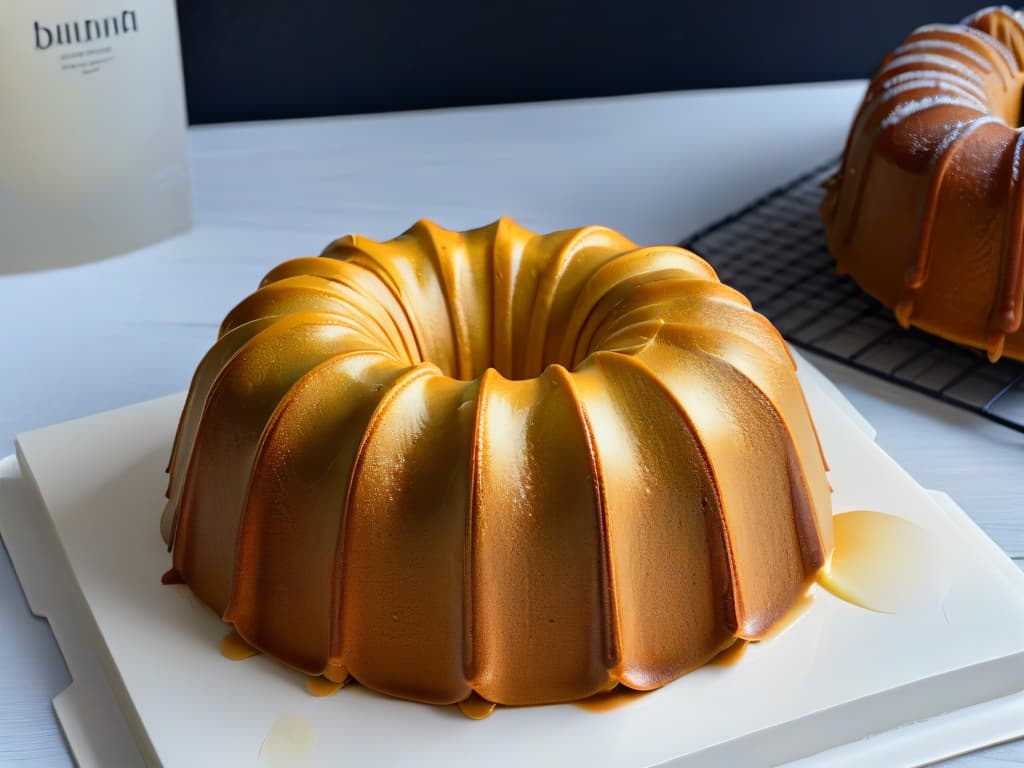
top-left (1, 79), bottom-right (1021, 766)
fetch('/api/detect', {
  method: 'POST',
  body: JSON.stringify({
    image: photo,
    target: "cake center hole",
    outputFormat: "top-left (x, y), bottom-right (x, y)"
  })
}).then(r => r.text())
top-left (414, 302), bottom-right (589, 383)
top-left (434, 328), bottom-right (580, 383)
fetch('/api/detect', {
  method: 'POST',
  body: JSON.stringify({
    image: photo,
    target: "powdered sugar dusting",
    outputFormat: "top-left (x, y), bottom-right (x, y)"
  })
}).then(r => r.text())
top-left (872, 78), bottom-right (986, 113)
top-left (877, 72), bottom-right (988, 104)
top-left (880, 95), bottom-right (987, 130)
top-left (879, 69), bottom-right (988, 101)
top-left (895, 39), bottom-right (994, 73)
top-left (919, 116), bottom-right (1000, 188)
top-left (874, 79), bottom-right (988, 119)
top-left (930, 121), bottom-right (970, 160)
top-left (880, 53), bottom-right (985, 85)
top-left (945, 22), bottom-right (1018, 71)
top-left (932, 115), bottom-right (1001, 162)
top-left (959, 6), bottom-right (1014, 26)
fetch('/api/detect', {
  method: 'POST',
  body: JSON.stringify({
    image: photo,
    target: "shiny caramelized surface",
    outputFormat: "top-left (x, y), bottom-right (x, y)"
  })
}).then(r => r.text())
top-left (822, 6), bottom-right (1024, 362)
top-left (163, 217), bottom-right (832, 706)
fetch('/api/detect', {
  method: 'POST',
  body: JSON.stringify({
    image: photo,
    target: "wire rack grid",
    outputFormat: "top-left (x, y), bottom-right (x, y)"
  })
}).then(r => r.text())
top-left (681, 159), bottom-right (1024, 434)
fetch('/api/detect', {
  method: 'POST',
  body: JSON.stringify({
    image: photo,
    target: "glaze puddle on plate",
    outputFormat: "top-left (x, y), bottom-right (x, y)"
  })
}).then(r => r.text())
top-left (709, 639), bottom-right (749, 667)
top-left (220, 629), bottom-right (260, 661)
top-left (306, 676), bottom-right (345, 698)
top-left (575, 686), bottom-right (649, 713)
top-left (756, 590), bottom-right (815, 642)
top-left (818, 510), bottom-right (950, 614)
top-left (458, 692), bottom-right (497, 720)
top-left (260, 714), bottom-right (316, 767)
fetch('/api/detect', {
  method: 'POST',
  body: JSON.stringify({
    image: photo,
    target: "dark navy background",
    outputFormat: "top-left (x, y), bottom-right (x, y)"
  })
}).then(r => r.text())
top-left (176, 1), bottom-right (987, 124)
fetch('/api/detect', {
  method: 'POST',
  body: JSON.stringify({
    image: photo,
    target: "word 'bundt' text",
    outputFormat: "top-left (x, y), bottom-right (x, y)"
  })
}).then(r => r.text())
top-left (34, 11), bottom-right (138, 50)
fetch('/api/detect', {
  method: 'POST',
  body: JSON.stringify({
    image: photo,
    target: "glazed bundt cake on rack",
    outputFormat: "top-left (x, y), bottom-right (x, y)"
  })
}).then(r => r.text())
top-left (822, 5), bottom-right (1024, 361)
top-left (162, 218), bottom-right (832, 708)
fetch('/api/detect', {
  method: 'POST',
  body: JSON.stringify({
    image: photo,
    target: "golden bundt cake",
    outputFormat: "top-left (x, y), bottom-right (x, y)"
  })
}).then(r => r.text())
top-left (161, 218), bottom-right (832, 708)
top-left (822, 6), bottom-right (1024, 362)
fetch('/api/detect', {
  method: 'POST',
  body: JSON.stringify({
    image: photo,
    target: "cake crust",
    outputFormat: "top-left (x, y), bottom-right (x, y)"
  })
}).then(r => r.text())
top-left (163, 218), bottom-right (832, 707)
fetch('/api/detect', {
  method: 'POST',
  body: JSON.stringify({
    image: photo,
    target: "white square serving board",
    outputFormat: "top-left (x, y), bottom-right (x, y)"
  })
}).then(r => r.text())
top-left (3, 352), bottom-right (1024, 768)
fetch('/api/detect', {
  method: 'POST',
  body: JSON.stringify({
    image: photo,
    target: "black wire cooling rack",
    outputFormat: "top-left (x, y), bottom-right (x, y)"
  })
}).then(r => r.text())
top-left (681, 158), bottom-right (1024, 434)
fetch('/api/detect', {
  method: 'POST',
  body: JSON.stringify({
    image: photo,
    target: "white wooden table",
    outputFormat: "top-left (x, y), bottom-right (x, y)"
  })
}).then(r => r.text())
top-left (1, 80), bottom-right (1020, 766)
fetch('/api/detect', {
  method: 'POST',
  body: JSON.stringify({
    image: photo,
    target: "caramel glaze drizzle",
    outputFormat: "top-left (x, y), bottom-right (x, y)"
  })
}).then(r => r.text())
top-left (837, 89), bottom-right (987, 252)
top-left (160, 568), bottom-right (184, 585)
top-left (836, 88), bottom-right (970, 248)
top-left (894, 116), bottom-right (1001, 327)
top-left (907, 118), bottom-right (997, 288)
top-left (989, 130), bottom-right (1024, 357)
top-left (829, 13), bottom-right (1024, 360)
top-left (895, 113), bottom-right (1024, 360)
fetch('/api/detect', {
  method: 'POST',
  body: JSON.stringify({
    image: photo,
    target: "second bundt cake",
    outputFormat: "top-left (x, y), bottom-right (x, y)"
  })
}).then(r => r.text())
top-left (161, 218), bottom-right (833, 708)
top-left (822, 6), bottom-right (1024, 361)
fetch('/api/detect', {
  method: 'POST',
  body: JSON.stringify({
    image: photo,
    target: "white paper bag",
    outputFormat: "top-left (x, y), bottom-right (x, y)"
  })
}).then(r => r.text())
top-left (0, 0), bottom-right (192, 272)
